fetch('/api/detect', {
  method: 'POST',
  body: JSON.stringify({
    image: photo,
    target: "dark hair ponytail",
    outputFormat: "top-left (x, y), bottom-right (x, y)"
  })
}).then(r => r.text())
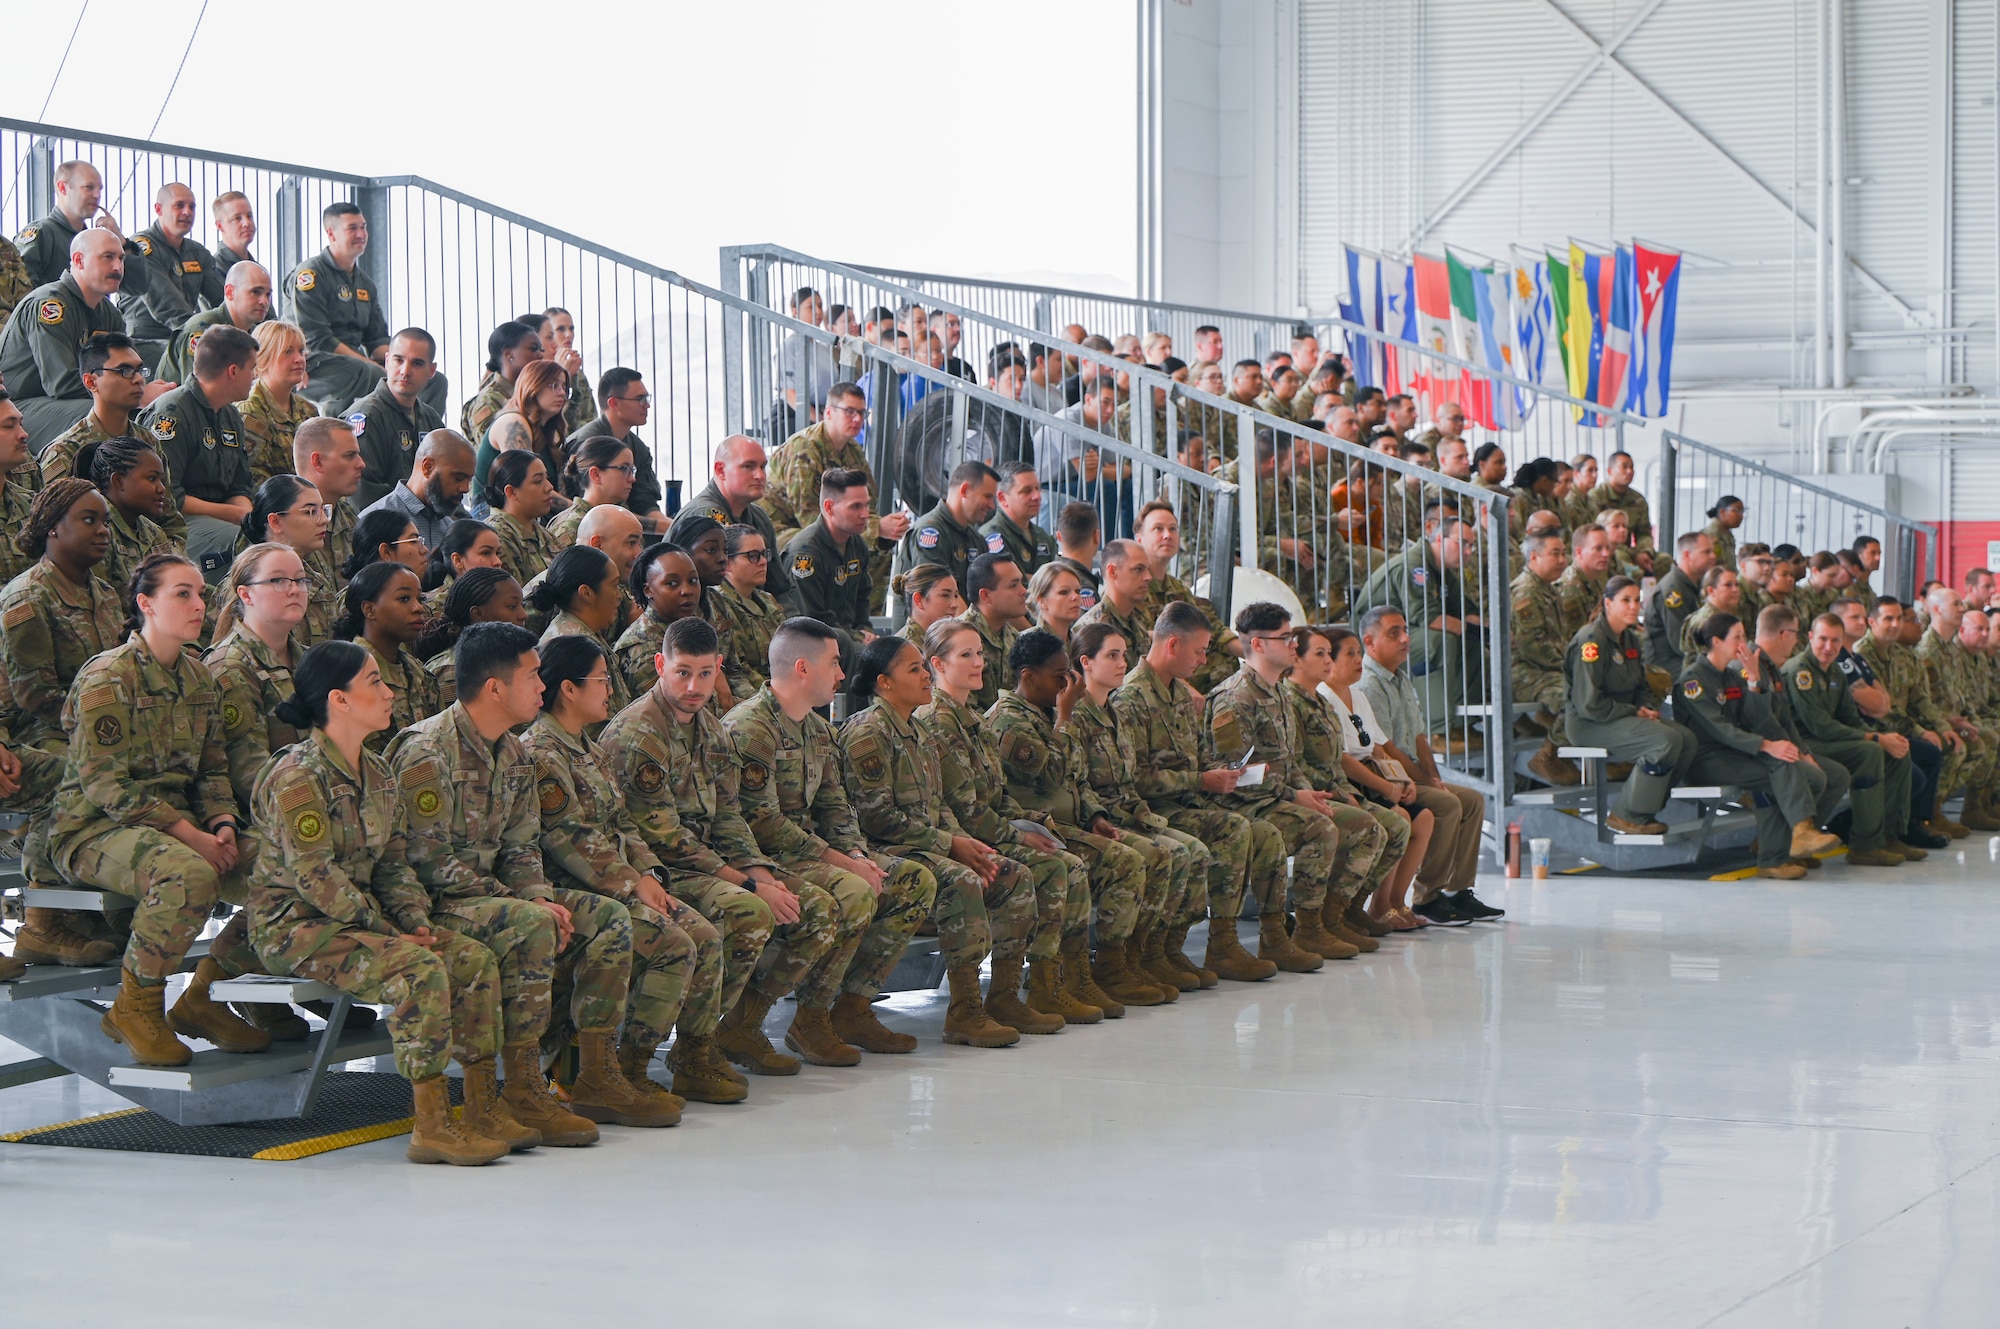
top-left (527, 545), bottom-right (612, 617)
top-left (273, 640), bottom-right (371, 730)
top-left (536, 634), bottom-right (606, 710)
top-left (243, 474), bottom-right (316, 548)
top-left (334, 560), bottom-right (416, 641)
top-left (847, 634), bottom-right (914, 701)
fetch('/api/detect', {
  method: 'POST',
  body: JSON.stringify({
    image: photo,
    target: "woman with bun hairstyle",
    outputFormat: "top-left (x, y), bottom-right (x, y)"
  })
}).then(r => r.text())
top-left (76, 436), bottom-right (179, 596)
top-left (417, 567), bottom-right (527, 708)
top-left (336, 560), bottom-right (438, 753)
top-left (531, 545), bottom-right (630, 725)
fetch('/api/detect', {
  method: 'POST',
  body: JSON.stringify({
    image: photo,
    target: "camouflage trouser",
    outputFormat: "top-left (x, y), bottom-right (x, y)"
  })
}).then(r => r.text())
top-left (1156, 802), bottom-right (1266, 921)
top-left (656, 893), bottom-right (725, 1039)
top-left (5, 742), bottom-right (62, 884)
top-left (1934, 734), bottom-right (1967, 811)
top-left (1323, 801), bottom-right (1389, 907)
top-left (538, 887), bottom-right (639, 1051)
top-left (430, 896), bottom-right (559, 1045)
top-left (1514, 668), bottom-right (1569, 745)
top-left (1054, 824), bottom-right (1150, 944)
top-left (1963, 724), bottom-right (2000, 792)
top-left (916, 849), bottom-right (1035, 969)
top-left (673, 872), bottom-right (775, 1018)
top-left (771, 855), bottom-right (935, 1006)
top-left (1136, 823), bottom-right (1212, 927)
top-left (282, 927), bottom-right (502, 1081)
top-left (601, 897), bottom-right (712, 1058)
top-left (57, 825), bottom-right (254, 983)
top-left (999, 839), bottom-right (1090, 959)
top-left (740, 873), bottom-right (841, 1008)
top-left (1256, 801), bottom-right (1341, 912)
top-left (1357, 801), bottom-right (1413, 894)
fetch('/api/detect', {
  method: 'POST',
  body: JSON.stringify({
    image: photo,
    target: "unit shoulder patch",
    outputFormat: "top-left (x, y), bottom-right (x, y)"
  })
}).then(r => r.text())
top-left (1580, 641), bottom-right (1600, 663)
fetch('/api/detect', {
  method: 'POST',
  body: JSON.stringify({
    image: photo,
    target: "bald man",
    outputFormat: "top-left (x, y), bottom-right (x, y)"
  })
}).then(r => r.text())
top-left (577, 504), bottom-right (645, 585)
top-left (679, 433), bottom-right (794, 602)
top-left (118, 182), bottom-right (225, 354)
top-left (161, 260), bottom-right (271, 385)
top-left (358, 428), bottom-right (474, 550)
top-left (11, 160), bottom-right (152, 294)
top-left (0, 229), bottom-right (169, 447)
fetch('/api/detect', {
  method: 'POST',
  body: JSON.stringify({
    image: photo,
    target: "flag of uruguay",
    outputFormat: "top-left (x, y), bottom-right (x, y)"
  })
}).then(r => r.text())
top-left (1626, 244), bottom-right (1682, 417)
top-left (1339, 245), bottom-right (1383, 388)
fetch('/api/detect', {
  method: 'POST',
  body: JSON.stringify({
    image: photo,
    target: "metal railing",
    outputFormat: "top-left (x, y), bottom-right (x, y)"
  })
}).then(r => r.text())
top-left (722, 244), bottom-right (1527, 824)
top-left (1658, 432), bottom-right (1936, 599)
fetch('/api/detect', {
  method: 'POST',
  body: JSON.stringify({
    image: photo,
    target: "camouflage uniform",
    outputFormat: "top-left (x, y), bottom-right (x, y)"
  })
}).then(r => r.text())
top-left (546, 495), bottom-right (594, 551)
top-left (1206, 666), bottom-right (1382, 910)
top-left (248, 732), bottom-right (501, 1082)
top-left (38, 408), bottom-right (114, 491)
top-left (986, 690), bottom-right (1159, 942)
top-left (917, 689), bottom-right (1088, 963)
top-left (1700, 519), bottom-right (1737, 572)
top-left (1279, 676), bottom-right (1408, 895)
top-left (459, 372), bottom-right (512, 448)
top-left (839, 699), bottom-right (1034, 969)
top-left (362, 637), bottom-right (441, 756)
top-left (238, 381), bottom-right (320, 488)
top-left (761, 421), bottom-right (892, 613)
top-left (0, 478), bottom-right (37, 589)
top-left (1917, 628), bottom-right (2000, 791)
top-left (0, 236), bottom-right (29, 327)
top-left (1110, 658), bottom-right (1284, 921)
top-left (1137, 572), bottom-right (1237, 694)
top-left (707, 581), bottom-right (787, 702)
top-left (203, 625), bottom-right (304, 811)
top-left (1510, 565), bottom-right (1570, 744)
top-left (612, 607), bottom-right (672, 704)
top-left (1556, 563), bottom-right (1607, 640)
top-left (724, 685), bottom-right (936, 1004)
top-left (1585, 483), bottom-right (1656, 560)
top-left (520, 712), bottom-right (720, 1054)
top-left (598, 687), bottom-right (830, 1015)
top-left (49, 635), bottom-right (255, 982)
top-left (538, 611), bottom-right (630, 729)
top-left (1062, 690), bottom-right (1210, 930)
top-left (962, 604), bottom-right (1017, 713)
top-left (1858, 629), bottom-right (1963, 806)
top-left (1, 559), bottom-right (126, 751)
top-left (102, 504), bottom-right (182, 598)
top-left (490, 509), bottom-right (555, 589)
top-left (388, 705), bottom-right (632, 1047)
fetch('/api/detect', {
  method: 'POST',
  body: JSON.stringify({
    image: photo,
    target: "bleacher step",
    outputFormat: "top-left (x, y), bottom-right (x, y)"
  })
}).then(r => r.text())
top-left (107, 1027), bottom-right (394, 1093)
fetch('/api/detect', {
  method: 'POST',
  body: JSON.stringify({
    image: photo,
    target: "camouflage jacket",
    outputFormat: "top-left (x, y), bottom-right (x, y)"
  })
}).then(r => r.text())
top-left (387, 703), bottom-right (554, 904)
top-left (986, 690), bottom-right (1106, 830)
top-left (239, 381), bottom-right (320, 488)
top-left (1060, 690), bottom-right (1169, 831)
top-left (50, 634), bottom-right (233, 864)
top-left (761, 421), bottom-right (882, 554)
top-left (363, 637), bottom-right (441, 755)
top-left (963, 605), bottom-right (1017, 713)
top-left (1204, 666), bottom-right (1306, 812)
top-left (547, 494), bottom-right (594, 551)
top-left (459, 372), bottom-right (512, 446)
top-left (1510, 567), bottom-right (1566, 680)
top-left (248, 731), bottom-right (433, 961)
top-left (519, 711), bottom-right (665, 903)
top-left (599, 683), bottom-right (775, 879)
top-left (839, 699), bottom-right (963, 858)
top-left (203, 624), bottom-right (305, 811)
top-left (102, 504), bottom-right (182, 599)
top-left (1280, 676), bottom-right (1358, 796)
top-left (539, 610), bottom-right (630, 723)
top-left (1109, 658), bottom-right (1210, 812)
top-left (0, 558), bottom-right (126, 750)
top-left (1586, 483), bottom-right (1655, 553)
top-left (724, 683), bottom-right (867, 864)
top-left (707, 581), bottom-right (787, 701)
top-left (915, 689), bottom-right (1041, 847)
top-left (613, 607), bottom-right (671, 703)
top-left (0, 479), bottom-right (36, 590)
top-left (490, 508), bottom-right (555, 590)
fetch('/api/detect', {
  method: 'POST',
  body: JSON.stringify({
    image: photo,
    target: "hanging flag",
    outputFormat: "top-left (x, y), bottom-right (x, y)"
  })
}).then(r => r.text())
top-left (1596, 245), bottom-right (1635, 420)
top-left (1446, 248), bottom-right (1500, 429)
top-left (1338, 246), bottom-right (1383, 389)
top-left (1411, 253), bottom-right (1455, 413)
top-left (1379, 255), bottom-right (1416, 394)
top-left (1547, 248), bottom-right (1575, 398)
top-left (1510, 258), bottom-right (1551, 421)
top-left (1565, 242), bottom-right (1600, 420)
top-left (1478, 264), bottom-right (1525, 429)
top-left (1626, 242), bottom-right (1682, 416)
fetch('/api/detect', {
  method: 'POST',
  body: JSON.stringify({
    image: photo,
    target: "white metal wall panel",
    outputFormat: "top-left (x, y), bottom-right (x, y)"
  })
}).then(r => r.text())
top-left (1949, 444), bottom-right (2000, 519)
top-left (1952, 0), bottom-right (1998, 387)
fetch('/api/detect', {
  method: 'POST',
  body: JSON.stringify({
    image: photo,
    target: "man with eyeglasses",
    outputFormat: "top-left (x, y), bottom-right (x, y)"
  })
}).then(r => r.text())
top-left (679, 434), bottom-right (793, 602)
top-left (1, 229), bottom-right (170, 449)
top-left (138, 323), bottom-right (259, 577)
top-left (346, 328), bottom-right (447, 508)
top-left (38, 333), bottom-right (186, 541)
top-left (568, 367), bottom-right (667, 535)
top-left (763, 381), bottom-right (911, 615)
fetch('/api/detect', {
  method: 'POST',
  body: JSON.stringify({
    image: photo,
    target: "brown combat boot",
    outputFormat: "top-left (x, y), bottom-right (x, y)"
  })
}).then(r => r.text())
top-left (0, 952), bottom-right (22, 983)
top-left (941, 964), bottom-right (1019, 1047)
top-left (616, 1042), bottom-right (688, 1113)
top-left (1062, 936), bottom-right (1124, 1018)
top-left (1203, 917), bottom-right (1278, 982)
top-left (984, 955), bottom-right (1064, 1034)
top-left (830, 990), bottom-right (920, 1052)
top-left (1138, 926), bottom-right (1198, 993)
top-left (499, 1042), bottom-right (599, 1145)
top-left (569, 1029), bottom-right (680, 1126)
top-left (99, 970), bottom-right (191, 1067)
top-left (664, 1034), bottom-right (748, 1104)
top-left (715, 990), bottom-right (803, 1075)
top-left (459, 1055), bottom-right (542, 1150)
top-left (1886, 839), bottom-right (1928, 863)
top-left (406, 1075), bottom-right (507, 1167)
top-left (1164, 922), bottom-right (1216, 987)
top-left (14, 906), bottom-right (120, 968)
top-left (165, 958), bottom-right (272, 1054)
top-left (1258, 914), bottom-right (1325, 973)
top-left (1091, 941), bottom-right (1170, 1006)
top-left (1027, 956), bottom-right (1101, 1025)
top-left (1322, 899), bottom-right (1379, 953)
top-left (1845, 846), bottom-right (1905, 868)
top-left (1789, 820), bottom-right (1842, 857)
top-left (235, 1001), bottom-right (310, 1041)
top-left (1961, 790), bottom-right (2000, 832)
top-left (1291, 908), bottom-right (1358, 961)
top-left (1758, 861), bottom-right (1807, 880)
top-left (783, 1006), bottom-right (862, 1067)
top-left (1528, 740), bottom-right (1581, 786)
top-left (1346, 900), bottom-right (1393, 939)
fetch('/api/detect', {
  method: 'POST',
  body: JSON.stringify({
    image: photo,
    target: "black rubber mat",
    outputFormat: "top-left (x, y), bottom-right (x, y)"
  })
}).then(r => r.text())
top-left (0, 1072), bottom-right (460, 1160)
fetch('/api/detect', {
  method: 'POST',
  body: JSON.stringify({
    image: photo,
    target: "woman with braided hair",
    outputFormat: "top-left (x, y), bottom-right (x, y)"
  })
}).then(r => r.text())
top-left (417, 566), bottom-right (527, 708)
top-left (334, 560), bottom-right (439, 753)
top-left (74, 436), bottom-right (180, 595)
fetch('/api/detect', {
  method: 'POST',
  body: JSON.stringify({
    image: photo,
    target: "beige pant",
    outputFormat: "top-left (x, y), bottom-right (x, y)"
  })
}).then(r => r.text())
top-left (1411, 782), bottom-right (1486, 900)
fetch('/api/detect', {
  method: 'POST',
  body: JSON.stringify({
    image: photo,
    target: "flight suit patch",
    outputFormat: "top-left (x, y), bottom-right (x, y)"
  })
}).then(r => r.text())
top-left (791, 555), bottom-right (814, 579)
top-left (538, 778), bottom-right (569, 815)
top-left (1581, 642), bottom-right (1600, 663)
top-left (1683, 679), bottom-right (1703, 699)
top-left (36, 299), bottom-right (62, 324)
top-left (295, 269), bottom-right (317, 292)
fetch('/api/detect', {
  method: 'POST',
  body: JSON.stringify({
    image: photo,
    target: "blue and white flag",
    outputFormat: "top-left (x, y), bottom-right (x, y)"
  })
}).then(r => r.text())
top-left (1338, 245), bottom-right (1383, 388)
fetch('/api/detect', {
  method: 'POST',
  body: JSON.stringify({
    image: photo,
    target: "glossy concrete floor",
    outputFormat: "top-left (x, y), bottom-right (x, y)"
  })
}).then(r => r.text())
top-left (5, 854), bottom-right (2000, 1328)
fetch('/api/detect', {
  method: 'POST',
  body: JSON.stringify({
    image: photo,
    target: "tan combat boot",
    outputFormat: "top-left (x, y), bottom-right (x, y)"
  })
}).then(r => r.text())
top-left (1758, 861), bottom-right (1807, 880)
top-left (235, 1001), bottom-right (310, 1041)
top-left (616, 1042), bottom-right (689, 1114)
top-left (664, 1034), bottom-right (749, 1104)
top-left (1138, 925), bottom-right (1198, 993)
top-left (984, 955), bottom-right (1064, 1034)
top-left (499, 1042), bottom-right (599, 1145)
top-left (166, 958), bottom-right (272, 1054)
top-left (1290, 908), bottom-right (1357, 962)
top-left (783, 1006), bottom-right (862, 1067)
top-left (1528, 740), bottom-right (1581, 786)
top-left (1886, 839), bottom-right (1928, 862)
top-left (1346, 900), bottom-right (1394, 939)
top-left (0, 951), bottom-right (25, 983)
top-left (14, 906), bottom-right (120, 967)
top-left (1789, 820), bottom-right (1842, 858)
top-left (1962, 789), bottom-right (2000, 832)
top-left (1164, 921), bottom-right (1216, 987)
top-left (1203, 916), bottom-right (1278, 983)
top-left (569, 1029), bottom-right (680, 1126)
top-left (941, 964), bottom-right (1019, 1047)
top-left (406, 1075), bottom-right (507, 1167)
top-left (1323, 899), bottom-right (1379, 953)
top-left (1091, 941), bottom-right (1170, 1006)
top-left (715, 990), bottom-right (803, 1076)
top-left (1026, 955), bottom-right (1101, 1024)
top-left (830, 990), bottom-right (920, 1052)
top-left (99, 970), bottom-right (191, 1067)
top-left (1062, 935), bottom-right (1124, 1018)
top-left (1845, 846), bottom-right (1905, 868)
top-left (1258, 914), bottom-right (1325, 973)
top-left (459, 1055), bottom-right (542, 1150)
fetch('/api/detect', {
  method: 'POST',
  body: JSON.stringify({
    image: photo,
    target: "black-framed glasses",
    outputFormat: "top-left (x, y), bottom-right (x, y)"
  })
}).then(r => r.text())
top-left (731, 549), bottom-right (770, 562)
top-left (102, 364), bottom-right (153, 382)
top-left (604, 464), bottom-right (638, 477)
top-left (246, 575), bottom-right (312, 591)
